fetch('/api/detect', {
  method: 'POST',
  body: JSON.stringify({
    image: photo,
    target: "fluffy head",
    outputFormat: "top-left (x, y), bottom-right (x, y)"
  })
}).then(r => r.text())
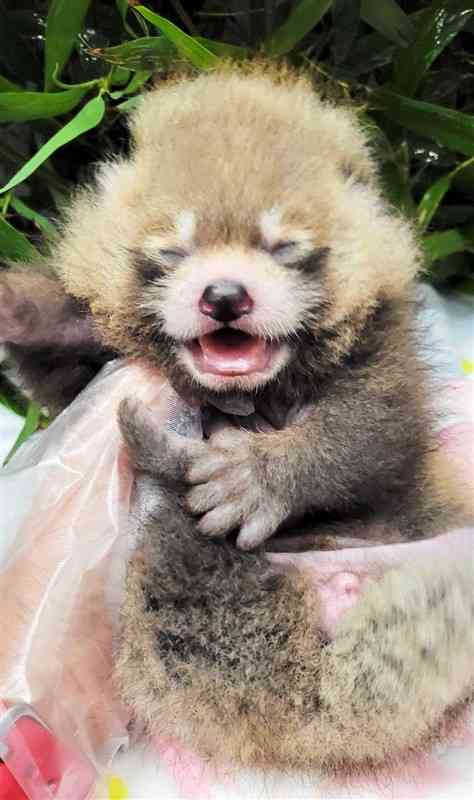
top-left (54, 65), bottom-right (420, 400)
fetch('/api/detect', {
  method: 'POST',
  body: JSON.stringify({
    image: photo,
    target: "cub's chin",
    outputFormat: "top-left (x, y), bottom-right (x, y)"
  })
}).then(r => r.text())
top-left (178, 328), bottom-right (290, 393)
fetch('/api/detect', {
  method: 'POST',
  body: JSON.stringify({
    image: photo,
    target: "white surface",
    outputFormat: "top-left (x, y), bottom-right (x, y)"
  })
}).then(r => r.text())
top-left (0, 405), bottom-right (23, 463)
top-left (1, 285), bottom-right (473, 799)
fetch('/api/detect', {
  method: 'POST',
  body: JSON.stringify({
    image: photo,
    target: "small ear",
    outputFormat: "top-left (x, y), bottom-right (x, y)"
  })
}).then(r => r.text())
top-left (0, 267), bottom-right (100, 348)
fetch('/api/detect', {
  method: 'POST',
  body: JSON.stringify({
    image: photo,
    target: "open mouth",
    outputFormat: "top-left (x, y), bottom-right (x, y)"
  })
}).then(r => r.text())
top-left (186, 329), bottom-right (277, 377)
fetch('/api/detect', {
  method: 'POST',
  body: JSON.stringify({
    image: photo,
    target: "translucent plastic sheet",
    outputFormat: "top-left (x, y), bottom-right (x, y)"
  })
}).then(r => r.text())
top-left (0, 359), bottom-right (183, 797)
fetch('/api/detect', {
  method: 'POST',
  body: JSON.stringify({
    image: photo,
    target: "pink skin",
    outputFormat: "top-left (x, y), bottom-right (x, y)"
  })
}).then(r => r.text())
top-left (153, 736), bottom-right (231, 800)
top-left (187, 333), bottom-right (278, 376)
top-left (268, 529), bottom-right (473, 638)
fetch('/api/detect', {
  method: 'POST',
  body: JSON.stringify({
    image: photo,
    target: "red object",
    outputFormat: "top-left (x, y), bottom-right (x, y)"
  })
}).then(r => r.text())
top-left (0, 702), bottom-right (96, 799)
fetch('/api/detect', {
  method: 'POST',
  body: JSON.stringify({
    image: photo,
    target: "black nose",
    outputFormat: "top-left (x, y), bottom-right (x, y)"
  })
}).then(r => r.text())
top-left (199, 281), bottom-right (253, 322)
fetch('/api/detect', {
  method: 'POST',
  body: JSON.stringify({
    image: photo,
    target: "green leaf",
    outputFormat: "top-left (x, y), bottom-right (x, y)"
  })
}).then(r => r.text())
top-left (0, 86), bottom-right (88, 123)
top-left (0, 95), bottom-right (106, 195)
top-left (111, 66), bottom-right (131, 87)
top-left (110, 69), bottom-right (151, 99)
top-left (452, 162), bottom-right (474, 194)
top-left (360, 0), bottom-right (415, 46)
top-left (417, 157), bottom-right (474, 231)
top-left (44, 0), bottom-right (92, 91)
top-left (116, 0), bottom-right (143, 38)
top-left (374, 89), bottom-right (474, 157)
top-left (423, 227), bottom-right (474, 264)
top-left (0, 373), bottom-right (29, 418)
top-left (455, 280), bottom-right (474, 294)
top-left (3, 401), bottom-right (42, 465)
top-left (0, 74), bottom-right (23, 92)
top-left (380, 160), bottom-right (416, 217)
top-left (344, 29), bottom-right (395, 74)
top-left (116, 95), bottom-right (143, 114)
top-left (0, 217), bottom-right (39, 261)
top-left (393, 1), bottom-right (474, 97)
top-left (332, 0), bottom-right (361, 64)
top-left (199, 38), bottom-right (248, 59)
top-left (10, 196), bottom-right (57, 239)
top-left (263, 0), bottom-right (332, 57)
top-left (134, 6), bottom-right (218, 70)
top-left (116, 0), bottom-right (129, 24)
top-left (89, 36), bottom-right (176, 70)
top-left (426, 251), bottom-right (473, 285)
top-left (92, 35), bottom-right (246, 72)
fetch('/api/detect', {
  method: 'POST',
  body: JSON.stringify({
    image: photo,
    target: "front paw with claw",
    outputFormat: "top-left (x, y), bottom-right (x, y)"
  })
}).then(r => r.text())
top-left (118, 399), bottom-right (286, 551)
top-left (186, 428), bottom-right (286, 550)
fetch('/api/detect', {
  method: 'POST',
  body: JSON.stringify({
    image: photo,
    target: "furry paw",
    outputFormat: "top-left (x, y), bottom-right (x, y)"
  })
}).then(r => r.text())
top-left (119, 400), bottom-right (285, 549)
top-left (186, 427), bottom-right (286, 549)
top-left (0, 273), bottom-right (39, 343)
top-left (118, 397), bottom-right (206, 483)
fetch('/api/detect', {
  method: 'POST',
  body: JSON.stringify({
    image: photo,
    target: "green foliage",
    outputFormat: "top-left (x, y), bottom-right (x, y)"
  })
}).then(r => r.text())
top-left (1, 0), bottom-right (474, 429)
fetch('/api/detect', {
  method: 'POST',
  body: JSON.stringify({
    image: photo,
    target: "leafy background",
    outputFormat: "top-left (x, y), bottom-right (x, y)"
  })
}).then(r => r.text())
top-left (1, 0), bottom-right (474, 454)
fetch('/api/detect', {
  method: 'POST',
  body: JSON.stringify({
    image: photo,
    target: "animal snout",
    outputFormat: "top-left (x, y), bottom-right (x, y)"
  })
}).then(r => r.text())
top-left (199, 281), bottom-right (253, 322)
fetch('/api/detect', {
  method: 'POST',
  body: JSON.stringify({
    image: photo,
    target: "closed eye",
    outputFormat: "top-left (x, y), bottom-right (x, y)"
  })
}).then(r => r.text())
top-left (270, 241), bottom-right (299, 261)
top-left (269, 241), bottom-right (330, 272)
top-left (290, 247), bottom-right (330, 274)
top-left (157, 248), bottom-right (188, 266)
top-left (133, 247), bottom-right (188, 285)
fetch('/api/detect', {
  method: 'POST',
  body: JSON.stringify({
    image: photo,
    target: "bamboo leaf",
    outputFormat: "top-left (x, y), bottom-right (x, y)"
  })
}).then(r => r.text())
top-left (89, 36), bottom-right (176, 70)
top-left (3, 401), bottom-right (42, 465)
top-left (10, 196), bottom-right (57, 239)
top-left (0, 74), bottom-right (23, 92)
top-left (375, 89), bottom-right (474, 157)
top-left (263, 0), bottom-right (332, 57)
top-left (332, 0), bottom-right (361, 64)
top-left (423, 226), bottom-right (474, 263)
top-left (360, 0), bottom-right (415, 46)
top-left (116, 0), bottom-right (145, 37)
top-left (417, 157), bottom-right (474, 231)
top-left (116, 95), bottom-right (143, 113)
top-left (380, 160), bottom-right (416, 216)
top-left (110, 69), bottom-right (151, 99)
top-left (0, 86), bottom-right (87, 123)
top-left (200, 39), bottom-right (248, 59)
top-left (92, 35), bottom-right (247, 71)
top-left (0, 373), bottom-right (29, 418)
top-left (116, 0), bottom-right (129, 25)
top-left (44, 0), bottom-right (92, 91)
top-left (0, 95), bottom-right (106, 194)
top-left (452, 162), bottom-right (474, 194)
top-left (393, 1), bottom-right (474, 97)
top-left (0, 217), bottom-right (39, 261)
top-left (133, 6), bottom-right (218, 70)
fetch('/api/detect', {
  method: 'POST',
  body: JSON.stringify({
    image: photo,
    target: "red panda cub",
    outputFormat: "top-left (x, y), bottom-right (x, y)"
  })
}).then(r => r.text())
top-left (0, 65), bottom-right (472, 774)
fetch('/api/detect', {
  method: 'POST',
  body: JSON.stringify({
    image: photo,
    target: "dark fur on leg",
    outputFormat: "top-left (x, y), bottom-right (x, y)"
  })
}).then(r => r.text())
top-left (116, 399), bottom-right (474, 774)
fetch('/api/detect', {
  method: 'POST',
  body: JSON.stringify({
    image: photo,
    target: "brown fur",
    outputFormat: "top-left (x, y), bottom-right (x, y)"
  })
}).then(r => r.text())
top-left (1, 65), bottom-right (472, 771)
top-left (0, 269), bottom-right (112, 412)
top-left (116, 404), bottom-right (474, 774)
top-left (4, 64), bottom-right (462, 539)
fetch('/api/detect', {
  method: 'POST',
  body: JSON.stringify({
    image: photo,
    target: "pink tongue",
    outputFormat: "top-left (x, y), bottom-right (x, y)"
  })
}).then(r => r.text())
top-left (198, 333), bottom-right (270, 375)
